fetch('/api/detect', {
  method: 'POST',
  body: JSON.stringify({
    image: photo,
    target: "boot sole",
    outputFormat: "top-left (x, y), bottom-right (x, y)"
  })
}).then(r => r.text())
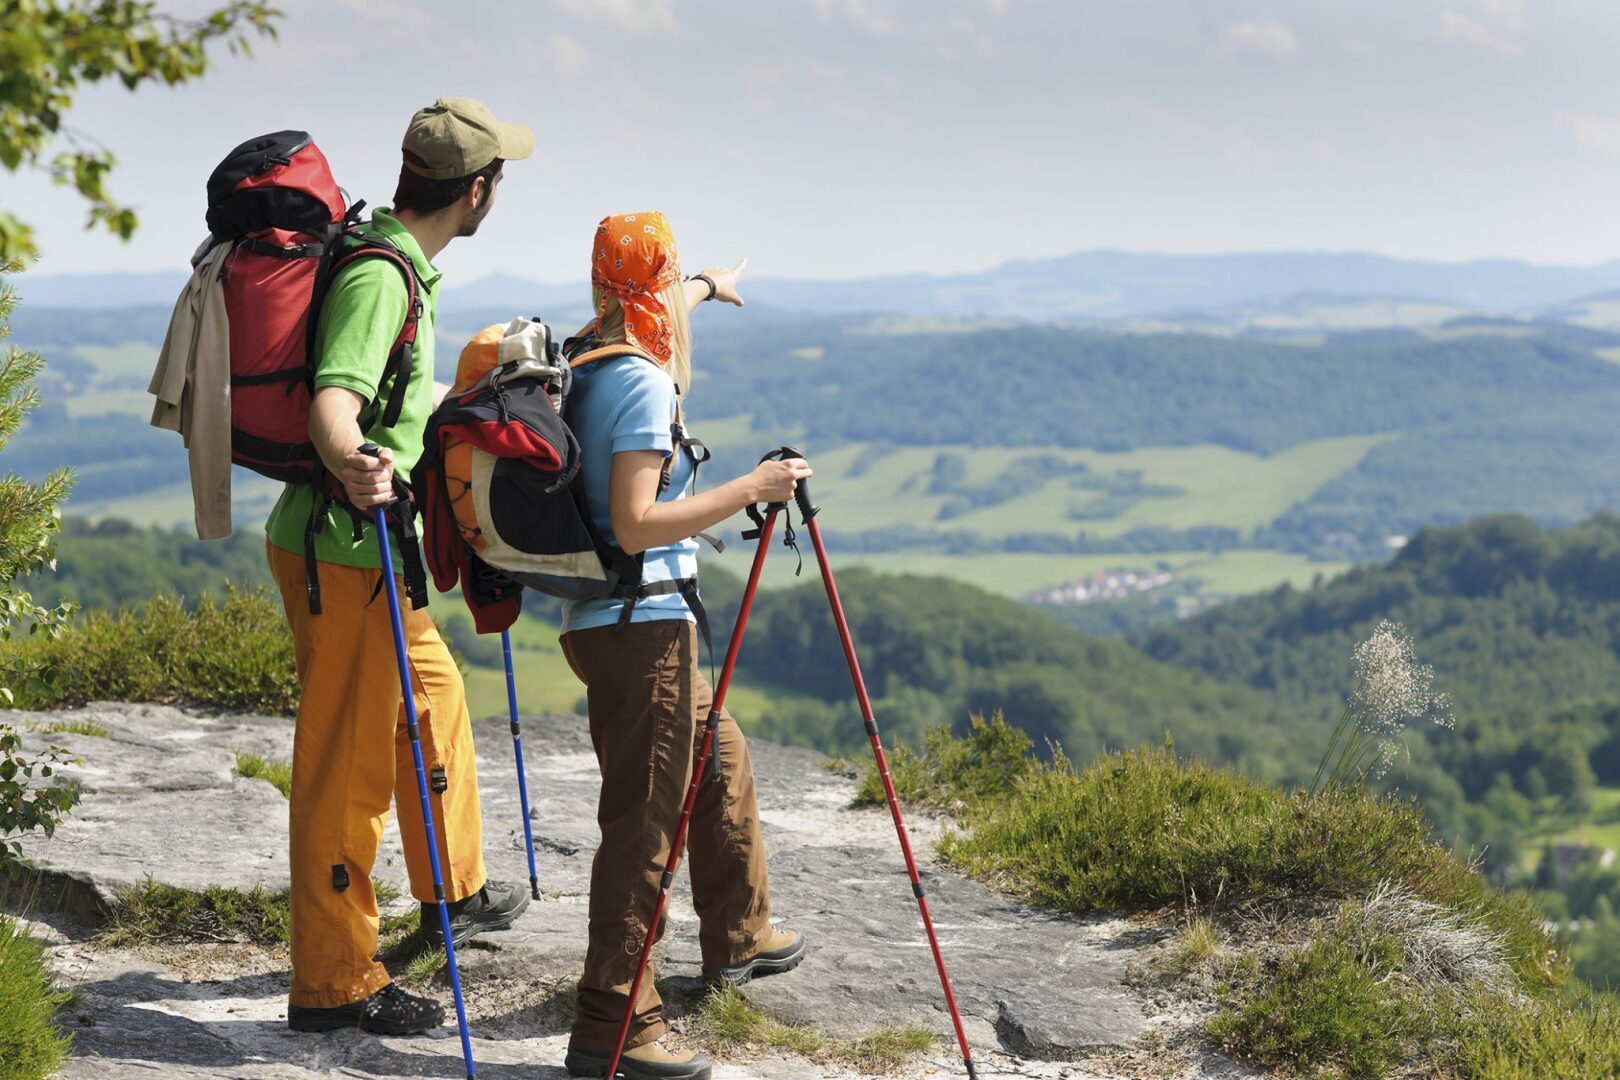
top-left (288, 1013), bottom-right (444, 1036)
top-left (703, 935), bottom-right (808, 987)
top-left (564, 1050), bottom-right (712, 1079)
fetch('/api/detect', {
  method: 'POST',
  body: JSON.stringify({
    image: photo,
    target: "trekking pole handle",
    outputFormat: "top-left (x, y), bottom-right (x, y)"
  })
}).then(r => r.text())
top-left (770, 445), bottom-right (819, 522)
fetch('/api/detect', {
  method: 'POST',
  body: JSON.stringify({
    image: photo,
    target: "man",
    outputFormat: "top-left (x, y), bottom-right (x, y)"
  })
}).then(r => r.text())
top-left (263, 97), bottom-right (534, 1035)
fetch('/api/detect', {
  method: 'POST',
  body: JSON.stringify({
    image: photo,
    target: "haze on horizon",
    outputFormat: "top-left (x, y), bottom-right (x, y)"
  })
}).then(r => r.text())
top-left (5, 0), bottom-right (1620, 286)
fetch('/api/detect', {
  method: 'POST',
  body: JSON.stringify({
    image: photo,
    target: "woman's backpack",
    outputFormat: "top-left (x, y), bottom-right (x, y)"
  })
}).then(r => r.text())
top-left (415, 318), bottom-right (709, 636)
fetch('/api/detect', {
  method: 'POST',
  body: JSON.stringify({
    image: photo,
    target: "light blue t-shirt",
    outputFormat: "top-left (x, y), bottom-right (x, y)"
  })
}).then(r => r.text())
top-left (560, 356), bottom-right (699, 633)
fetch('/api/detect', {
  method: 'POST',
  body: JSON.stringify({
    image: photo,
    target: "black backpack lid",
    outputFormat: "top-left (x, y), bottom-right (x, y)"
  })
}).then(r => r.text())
top-left (207, 130), bottom-right (313, 207)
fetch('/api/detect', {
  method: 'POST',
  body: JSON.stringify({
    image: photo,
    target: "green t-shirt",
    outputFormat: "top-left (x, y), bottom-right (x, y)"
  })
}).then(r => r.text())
top-left (264, 209), bottom-right (441, 571)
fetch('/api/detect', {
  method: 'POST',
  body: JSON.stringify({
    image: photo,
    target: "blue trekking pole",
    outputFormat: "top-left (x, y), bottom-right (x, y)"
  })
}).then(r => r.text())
top-left (501, 629), bottom-right (542, 900)
top-left (360, 444), bottom-right (476, 1080)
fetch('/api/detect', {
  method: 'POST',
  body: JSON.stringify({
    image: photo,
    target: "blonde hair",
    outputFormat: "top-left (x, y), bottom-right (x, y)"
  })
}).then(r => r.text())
top-left (590, 282), bottom-right (692, 398)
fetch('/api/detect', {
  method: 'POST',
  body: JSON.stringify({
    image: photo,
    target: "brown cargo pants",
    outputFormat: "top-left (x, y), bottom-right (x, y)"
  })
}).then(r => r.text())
top-left (561, 619), bottom-right (774, 1051)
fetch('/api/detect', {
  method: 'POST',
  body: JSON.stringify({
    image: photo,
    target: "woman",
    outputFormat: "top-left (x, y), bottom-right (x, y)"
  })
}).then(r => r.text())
top-left (560, 212), bottom-right (811, 1080)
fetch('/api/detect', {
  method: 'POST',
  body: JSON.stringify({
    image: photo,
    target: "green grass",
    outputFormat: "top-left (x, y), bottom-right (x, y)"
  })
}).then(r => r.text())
top-left (1209, 930), bottom-right (1431, 1078)
top-left (0, 915), bottom-right (71, 1080)
top-left (234, 751), bottom-right (292, 798)
top-left (399, 946), bottom-right (446, 987)
top-left (695, 985), bottom-right (933, 1070)
top-left (872, 718), bottom-right (1620, 1077)
top-left (100, 878), bottom-right (291, 947)
top-left (35, 719), bottom-right (110, 739)
top-left (937, 742), bottom-right (1560, 987)
top-left (699, 985), bottom-right (828, 1055)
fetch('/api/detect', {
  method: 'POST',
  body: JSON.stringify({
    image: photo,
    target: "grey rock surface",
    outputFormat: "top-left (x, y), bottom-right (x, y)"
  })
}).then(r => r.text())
top-left (8, 703), bottom-right (1249, 1079)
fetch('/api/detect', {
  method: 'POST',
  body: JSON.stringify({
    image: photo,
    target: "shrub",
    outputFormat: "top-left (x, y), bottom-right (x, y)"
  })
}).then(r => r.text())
top-left (0, 915), bottom-right (70, 1080)
top-left (8, 586), bottom-right (298, 714)
top-left (855, 712), bottom-right (1033, 810)
top-left (0, 726), bottom-right (77, 870)
top-left (936, 745), bottom-right (1563, 989)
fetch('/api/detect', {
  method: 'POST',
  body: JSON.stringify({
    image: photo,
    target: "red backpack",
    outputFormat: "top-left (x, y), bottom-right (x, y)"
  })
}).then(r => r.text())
top-left (206, 130), bottom-right (422, 482)
top-left (201, 131), bottom-right (429, 612)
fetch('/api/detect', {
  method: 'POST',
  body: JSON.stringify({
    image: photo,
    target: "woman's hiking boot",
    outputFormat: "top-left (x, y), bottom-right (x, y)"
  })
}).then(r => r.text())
top-left (702, 928), bottom-right (806, 987)
top-left (564, 1041), bottom-right (713, 1079)
top-left (420, 878), bottom-right (530, 949)
top-left (286, 981), bottom-right (445, 1035)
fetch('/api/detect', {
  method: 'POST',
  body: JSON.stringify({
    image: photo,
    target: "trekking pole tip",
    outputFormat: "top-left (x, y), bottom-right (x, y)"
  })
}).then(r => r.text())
top-left (530, 876), bottom-right (541, 901)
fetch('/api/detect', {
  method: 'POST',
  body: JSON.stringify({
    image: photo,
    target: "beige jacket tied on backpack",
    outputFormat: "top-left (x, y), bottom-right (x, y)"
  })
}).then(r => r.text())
top-left (148, 239), bottom-right (233, 540)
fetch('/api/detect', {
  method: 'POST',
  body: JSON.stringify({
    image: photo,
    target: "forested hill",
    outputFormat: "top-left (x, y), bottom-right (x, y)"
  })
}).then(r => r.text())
top-left (717, 568), bottom-right (1313, 778)
top-left (1143, 513), bottom-right (1620, 872)
top-left (1144, 512), bottom-right (1620, 720)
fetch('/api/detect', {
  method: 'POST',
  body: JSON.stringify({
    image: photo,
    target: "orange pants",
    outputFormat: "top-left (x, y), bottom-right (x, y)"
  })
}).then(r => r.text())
top-left (268, 542), bottom-right (487, 1008)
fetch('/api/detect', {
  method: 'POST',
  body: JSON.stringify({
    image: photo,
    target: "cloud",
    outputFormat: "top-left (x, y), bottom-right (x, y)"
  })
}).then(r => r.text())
top-left (545, 32), bottom-right (590, 77)
top-left (810, 0), bottom-right (899, 39)
top-left (1107, 97), bottom-right (1265, 163)
top-left (1437, 11), bottom-right (1522, 55)
top-left (1212, 20), bottom-right (1298, 61)
top-left (1556, 112), bottom-right (1620, 154)
top-left (552, 0), bottom-right (677, 36)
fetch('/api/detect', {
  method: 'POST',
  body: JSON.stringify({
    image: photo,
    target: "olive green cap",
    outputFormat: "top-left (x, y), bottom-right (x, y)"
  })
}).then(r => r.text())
top-left (401, 97), bottom-right (534, 180)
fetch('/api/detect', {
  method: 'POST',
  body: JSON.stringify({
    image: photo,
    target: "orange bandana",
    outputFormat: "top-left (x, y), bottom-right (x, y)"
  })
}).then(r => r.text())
top-left (589, 211), bottom-right (682, 365)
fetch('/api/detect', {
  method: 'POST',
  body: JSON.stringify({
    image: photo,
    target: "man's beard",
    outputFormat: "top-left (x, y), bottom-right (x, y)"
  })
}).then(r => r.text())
top-left (458, 195), bottom-right (493, 238)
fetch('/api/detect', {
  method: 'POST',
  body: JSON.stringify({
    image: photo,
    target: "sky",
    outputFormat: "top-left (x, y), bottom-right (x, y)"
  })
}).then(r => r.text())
top-left (7, 0), bottom-right (1620, 284)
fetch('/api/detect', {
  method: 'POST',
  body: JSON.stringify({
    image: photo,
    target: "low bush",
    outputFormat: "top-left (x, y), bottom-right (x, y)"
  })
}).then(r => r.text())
top-left (874, 724), bottom-right (1610, 1075)
top-left (0, 914), bottom-right (70, 1079)
top-left (7, 587), bottom-right (297, 714)
top-left (936, 742), bottom-right (1562, 989)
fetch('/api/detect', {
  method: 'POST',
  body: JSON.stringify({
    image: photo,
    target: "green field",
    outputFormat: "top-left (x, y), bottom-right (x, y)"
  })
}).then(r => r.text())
top-left (1523, 786), bottom-right (1620, 870)
top-left (744, 547), bottom-right (1348, 598)
top-left (694, 416), bottom-right (1389, 541)
top-left (71, 342), bottom-right (159, 384)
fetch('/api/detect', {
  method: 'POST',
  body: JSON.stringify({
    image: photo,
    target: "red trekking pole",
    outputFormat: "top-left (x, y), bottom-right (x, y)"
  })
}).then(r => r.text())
top-left (784, 448), bottom-right (979, 1079)
top-left (604, 507), bottom-right (782, 1078)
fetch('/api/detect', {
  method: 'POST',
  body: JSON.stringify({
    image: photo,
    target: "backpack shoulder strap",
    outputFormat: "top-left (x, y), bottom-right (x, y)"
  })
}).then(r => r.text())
top-left (568, 343), bottom-right (650, 370)
top-left (326, 237), bottom-right (423, 429)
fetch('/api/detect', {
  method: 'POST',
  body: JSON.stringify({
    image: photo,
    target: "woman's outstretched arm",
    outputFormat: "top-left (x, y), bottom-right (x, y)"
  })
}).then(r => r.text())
top-left (609, 449), bottom-right (811, 556)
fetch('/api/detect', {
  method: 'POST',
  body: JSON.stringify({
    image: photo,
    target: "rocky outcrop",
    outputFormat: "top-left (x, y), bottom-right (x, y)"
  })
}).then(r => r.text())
top-left (8, 703), bottom-right (1251, 1079)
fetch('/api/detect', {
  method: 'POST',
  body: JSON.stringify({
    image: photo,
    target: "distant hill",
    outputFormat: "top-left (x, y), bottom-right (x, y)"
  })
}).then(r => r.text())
top-left (1143, 512), bottom-right (1620, 814)
top-left (18, 249), bottom-right (1620, 323)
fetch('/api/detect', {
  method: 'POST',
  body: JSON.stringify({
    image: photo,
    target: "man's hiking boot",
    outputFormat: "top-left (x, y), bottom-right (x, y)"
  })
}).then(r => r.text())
top-left (565, 1040), bottom-right (713, 1079)
top-left (287, 981), bottom-right (444, 1035)
top-left (420, 878), bottom-right (530, 949)
top-left (703, 928), bottom-right (806, 987)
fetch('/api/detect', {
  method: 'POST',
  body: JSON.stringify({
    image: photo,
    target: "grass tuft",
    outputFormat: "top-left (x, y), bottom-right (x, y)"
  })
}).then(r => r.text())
top-left (0, 914), bottom-right (72, 1078)
top-left (692, 985), bottom-right (933, 1070)
top-left (399, 946), bottom-right (446, 987)
top-left (233, 751), bottom-right (292, 799)
top-left (699, 985), bottom-right (827, 1055)
top-left (99, 878), bottom-right (290, 947)
top-left (839, 1024), bottom-right (937, 1071)
top-left (36, 719), bottom-right (110, 739)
